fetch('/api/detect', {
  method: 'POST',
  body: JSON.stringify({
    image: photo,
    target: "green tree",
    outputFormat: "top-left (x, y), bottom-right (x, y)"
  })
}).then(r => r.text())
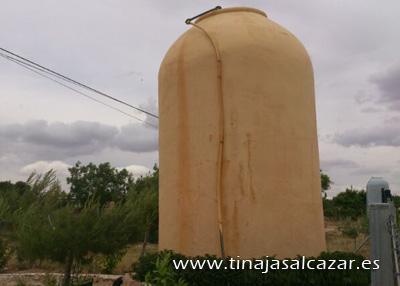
top-left (129, 189), bottom-right (158, 257)
top-left (130, 165), bottom-right (159, 194)
top-left (0, 180), bottom-right (34, 214)
top-left (14, 165), bottom-right (142, 285)
top-left (0, 171), bottom-right (63, 271)
top-left (15, 197), bottom-right (140, 286)
top-left (392, 195), bottom-right (400, 209)
top-left (128, 165), bottom-right (159, 256)
top-left (0, 197), bottom-right (10, 228)
top-left (321, 170), bottom-right (332, 194)
top-left (323, 188), bottom-right (367, 220)
top-left (67, 162), bottom-right (133, 207)
top-left (0, 238), bottom-right (9, 272)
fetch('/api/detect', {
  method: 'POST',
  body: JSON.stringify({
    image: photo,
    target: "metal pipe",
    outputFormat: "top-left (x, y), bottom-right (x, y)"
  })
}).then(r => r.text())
top-left (186, 19), bottom-right (226, 258)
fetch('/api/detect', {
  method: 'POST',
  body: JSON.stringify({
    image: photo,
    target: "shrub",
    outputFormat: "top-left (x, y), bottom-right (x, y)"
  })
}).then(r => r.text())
top-left (43, 274), bottom-right (58, 286)
top-left (324, 189), bottom-right (366, 220)
top-left (145, 252), bottom-right (188, 286)
top-left (133, 251), bottom-right (370, 286)
top-left (132, 251), bottom-right (159, 280)
top-left (0, 239), bottom-right (10, 272)
top-left (95, 250), bottom-right (126, 274)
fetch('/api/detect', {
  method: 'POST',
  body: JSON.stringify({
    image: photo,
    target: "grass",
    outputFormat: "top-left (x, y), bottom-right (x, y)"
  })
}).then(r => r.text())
top-left (325, 218), bottom-right (370, 258)
top-left (114, 243), bottom-right (158, 273)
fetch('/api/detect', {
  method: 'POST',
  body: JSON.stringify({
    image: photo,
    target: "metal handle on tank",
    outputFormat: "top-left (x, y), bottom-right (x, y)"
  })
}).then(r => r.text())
top-left (185, 6), bottom-right (222, 24)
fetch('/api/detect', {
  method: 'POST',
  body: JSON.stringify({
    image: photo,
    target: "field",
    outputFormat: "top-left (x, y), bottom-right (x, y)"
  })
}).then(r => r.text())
top-left (325, 219), bottom-right (369, 258)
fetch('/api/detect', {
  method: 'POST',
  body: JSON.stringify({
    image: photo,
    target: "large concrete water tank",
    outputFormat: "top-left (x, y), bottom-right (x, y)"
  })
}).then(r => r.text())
top-left (158, 7), bottom-right (326, 258)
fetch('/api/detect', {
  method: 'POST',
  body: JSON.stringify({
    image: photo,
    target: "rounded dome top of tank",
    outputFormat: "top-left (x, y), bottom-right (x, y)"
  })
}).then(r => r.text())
top-left (195, 7), bottom-right (267, 23)
top-left (366, 177), bottom-right (389, 191)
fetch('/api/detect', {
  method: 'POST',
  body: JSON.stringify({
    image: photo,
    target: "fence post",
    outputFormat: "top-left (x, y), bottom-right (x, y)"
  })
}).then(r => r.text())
top-left (369, 203), bottom-right (396, 286)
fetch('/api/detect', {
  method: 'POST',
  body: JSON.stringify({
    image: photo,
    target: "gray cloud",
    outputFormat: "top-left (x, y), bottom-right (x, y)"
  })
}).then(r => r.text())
top-left (354, 90), bottom-right (375, 105)
top-left (120, 165), bottom-right (152, 179)
top-left (114, 123), bottom-right (158, 153)
top-left (1, 120), bottom-right (117, 148)
top-left (384, 117), bottom-right (400, 124)
top-left (360, 107), bottom-right (382, 113)
top-left (320, 159), bottom-right (359, 170)
top-left (370, 65), bottom-right (400, 110)
top-left (0, 120), bottom-right (158, 161)
top-left (350, 166), bottom-right (386, 177)
top-left (140, 97), bottom-right (159, 129)
top-left (20, 160), bottom-right (70, 176)
top-left (333, 124), bottom-right (400, 147)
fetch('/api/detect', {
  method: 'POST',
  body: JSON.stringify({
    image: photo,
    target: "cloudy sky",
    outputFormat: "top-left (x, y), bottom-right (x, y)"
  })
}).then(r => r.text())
top-left (0, 0), bottom-right (399, 196)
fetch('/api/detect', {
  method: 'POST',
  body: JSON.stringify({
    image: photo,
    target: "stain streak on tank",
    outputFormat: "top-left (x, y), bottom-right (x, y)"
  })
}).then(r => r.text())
top-left (232, 200), bottom-right (239, 253)
top-left (246, 133), bottom-right (256, 201)
top-left (239, 163), bottom-right (245, 196)
top-left (177, 38), bottom-right (190, 253)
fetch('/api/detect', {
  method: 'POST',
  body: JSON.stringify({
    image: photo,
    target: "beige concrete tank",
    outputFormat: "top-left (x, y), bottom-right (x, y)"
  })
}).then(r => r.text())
top-left (158, 7), bottom-right (326, 258)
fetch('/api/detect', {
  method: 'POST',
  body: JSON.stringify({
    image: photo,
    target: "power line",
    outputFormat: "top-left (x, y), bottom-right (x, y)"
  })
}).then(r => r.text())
top-left (0, 46), bottom-right (159, 118)
top-left (0, 52), bottom-right (157, 128)
top-left (0, 47), bottom-right (159, 119)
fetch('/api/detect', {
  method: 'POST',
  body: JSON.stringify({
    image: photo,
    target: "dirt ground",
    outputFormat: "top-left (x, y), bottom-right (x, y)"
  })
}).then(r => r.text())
top-left (1, 244), bottom-right (157, 286)
top-left (0, 273), bottom-right (140, 286)
top-left (325, 218), bottom-right (370, 258)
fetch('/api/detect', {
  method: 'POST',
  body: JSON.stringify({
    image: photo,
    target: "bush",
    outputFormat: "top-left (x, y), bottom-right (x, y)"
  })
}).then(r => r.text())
top-left (133, 251), bottom-right (370, 286)
top-left (145, 252), bottom-right (188, 286)
top-left (43, 274), bottom-right (58, 286)
top-left (324, 189), bottom-right (366, 220)
top-left (0, 239), bottom-right (10, 272)
top-left (132, 251), bottom-right (159, 280)
top-left (94, 250), bottom-right (126, 274)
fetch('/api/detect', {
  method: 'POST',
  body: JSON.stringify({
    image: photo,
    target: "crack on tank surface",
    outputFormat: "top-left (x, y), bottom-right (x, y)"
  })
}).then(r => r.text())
top-left (231, 200), bottom-right (240, 254)
top-left (239, 163), bottom-right (245, 196)
top-left (246, 133), bottom-right (256, 201)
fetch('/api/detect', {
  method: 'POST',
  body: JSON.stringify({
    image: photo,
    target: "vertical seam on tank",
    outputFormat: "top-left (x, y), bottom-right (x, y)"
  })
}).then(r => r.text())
top-left (188, 22), bottom-right (226, 258)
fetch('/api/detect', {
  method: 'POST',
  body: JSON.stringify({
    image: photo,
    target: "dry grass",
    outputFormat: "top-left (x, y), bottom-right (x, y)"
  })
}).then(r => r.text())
top-left (114, 243), bottom-right (158, 273)
top-left (325, 218), bottom-right (370, 258)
